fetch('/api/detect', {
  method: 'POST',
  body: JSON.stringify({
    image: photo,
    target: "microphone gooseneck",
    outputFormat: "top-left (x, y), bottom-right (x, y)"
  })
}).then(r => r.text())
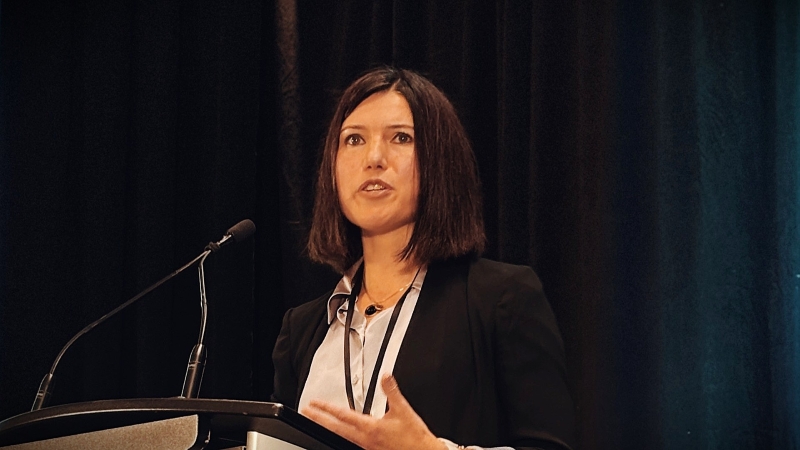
top-left (180, 251), bottom-right (211, 398)
top-left (181, 219), bottom-right (256, 398)
top-left (31, 219), bottom-right (256, 411)
top-left (181, 219), bottom-right (255, 397)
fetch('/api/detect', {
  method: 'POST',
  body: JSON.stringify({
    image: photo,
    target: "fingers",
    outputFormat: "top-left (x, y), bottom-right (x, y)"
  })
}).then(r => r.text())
top-left (301, 401), bottom-right (372, 445)
top-left (307, 400), bottom-right (368, 423)
top-left (300, 401), bottom-right (358, 440)
top-left (302, 383), bottom-right (442, 450)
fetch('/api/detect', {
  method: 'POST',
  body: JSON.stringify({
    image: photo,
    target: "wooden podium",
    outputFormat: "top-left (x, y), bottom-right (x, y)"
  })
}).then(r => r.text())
top-left (0, 398), bottom-right (362, 450)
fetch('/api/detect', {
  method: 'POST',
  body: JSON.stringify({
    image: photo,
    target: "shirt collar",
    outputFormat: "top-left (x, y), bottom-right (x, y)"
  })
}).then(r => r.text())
top-left (325, 259), bottom-right (363, 324)
top-left (324, 259), bottom-right (428, 324)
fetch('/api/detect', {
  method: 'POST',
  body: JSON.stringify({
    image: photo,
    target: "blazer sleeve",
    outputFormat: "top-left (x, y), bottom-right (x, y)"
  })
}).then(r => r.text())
top-left (270, 292), bottom-right (332, 409)
top-left (493, 266), bottom-right (576, 450)
top-left (271, 307), bottom-right (298, 407)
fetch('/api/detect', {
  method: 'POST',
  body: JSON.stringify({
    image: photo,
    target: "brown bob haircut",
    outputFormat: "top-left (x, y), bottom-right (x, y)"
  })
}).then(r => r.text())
top-left (307, 66), bottom-right (485, 273)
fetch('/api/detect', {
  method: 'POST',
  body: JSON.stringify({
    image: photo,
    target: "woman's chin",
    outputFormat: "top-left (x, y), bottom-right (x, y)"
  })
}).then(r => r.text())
top-left (358, 221), bottom-right (415, 239)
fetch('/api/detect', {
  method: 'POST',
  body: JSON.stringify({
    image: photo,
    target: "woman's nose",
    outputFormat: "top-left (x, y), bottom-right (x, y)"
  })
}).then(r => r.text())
top-left (364, 139), bottom-right (387, 169)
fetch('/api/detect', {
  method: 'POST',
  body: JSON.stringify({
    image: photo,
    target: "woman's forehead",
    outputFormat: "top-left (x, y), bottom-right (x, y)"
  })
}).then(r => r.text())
top-left (342, 91), bottom-right (413, 128)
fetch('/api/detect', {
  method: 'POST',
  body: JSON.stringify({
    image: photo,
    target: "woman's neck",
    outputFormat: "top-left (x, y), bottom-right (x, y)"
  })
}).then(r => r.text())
top-left (360, 225), bottom-right (418, 299)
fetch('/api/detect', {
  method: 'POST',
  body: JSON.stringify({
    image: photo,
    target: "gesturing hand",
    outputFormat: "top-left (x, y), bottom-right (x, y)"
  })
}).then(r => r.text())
top-left (301, 374), bottom-right (447, 450)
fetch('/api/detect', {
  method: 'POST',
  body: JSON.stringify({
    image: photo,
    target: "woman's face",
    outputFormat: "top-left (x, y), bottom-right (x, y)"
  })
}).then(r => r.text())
top-left (335, 90), bottom-right (419, 237)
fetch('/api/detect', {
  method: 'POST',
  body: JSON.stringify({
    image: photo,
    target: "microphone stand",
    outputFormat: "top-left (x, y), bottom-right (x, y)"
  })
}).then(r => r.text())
top-left (31, 251), bottom-right (208, 411)
top-left (180, 228), bottom-right (242, 397)
top-left (30, 219), bottom-right (255, 411)
top-left (180, 250), bottom-right (211, 398)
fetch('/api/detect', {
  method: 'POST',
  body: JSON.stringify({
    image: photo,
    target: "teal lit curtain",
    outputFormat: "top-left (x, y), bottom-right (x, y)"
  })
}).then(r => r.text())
top-left (771, 2), bottom-right (800, 446)
top-left (649, 2), bottom-right (800, 447)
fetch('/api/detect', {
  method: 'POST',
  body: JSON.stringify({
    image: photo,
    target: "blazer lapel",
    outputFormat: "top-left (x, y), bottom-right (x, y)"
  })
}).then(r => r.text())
top-left (392, 258), bottom-right (473, 431)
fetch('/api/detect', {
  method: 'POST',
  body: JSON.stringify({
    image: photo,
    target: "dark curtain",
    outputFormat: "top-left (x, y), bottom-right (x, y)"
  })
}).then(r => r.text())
top-left (1, 1), bottom-right (798, 449)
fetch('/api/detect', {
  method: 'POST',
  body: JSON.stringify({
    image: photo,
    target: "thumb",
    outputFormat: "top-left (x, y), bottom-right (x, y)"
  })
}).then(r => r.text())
top-left (381, 374), bottom-right (411, 412)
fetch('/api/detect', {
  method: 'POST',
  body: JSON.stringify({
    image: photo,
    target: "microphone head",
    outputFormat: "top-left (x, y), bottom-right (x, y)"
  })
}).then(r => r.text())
top-left (226, 219), bottom-right (256, 243)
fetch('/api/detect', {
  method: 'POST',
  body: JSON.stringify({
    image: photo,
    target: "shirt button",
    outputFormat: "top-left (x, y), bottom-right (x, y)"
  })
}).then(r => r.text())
top-left (353, 374), bottom-right (360, 384)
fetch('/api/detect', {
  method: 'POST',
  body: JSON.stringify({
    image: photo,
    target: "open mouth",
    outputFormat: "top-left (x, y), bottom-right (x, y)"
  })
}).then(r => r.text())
top-left (364, 183), bottom-right (386, 192)
top-left (359, 179), bottom-right (392, 192)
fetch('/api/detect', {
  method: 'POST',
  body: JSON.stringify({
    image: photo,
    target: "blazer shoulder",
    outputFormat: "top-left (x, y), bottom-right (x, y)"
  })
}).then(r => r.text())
top-left (284, 290), bottom-right (332, 327)
top-left (467, 258), bottom-right (543, 294)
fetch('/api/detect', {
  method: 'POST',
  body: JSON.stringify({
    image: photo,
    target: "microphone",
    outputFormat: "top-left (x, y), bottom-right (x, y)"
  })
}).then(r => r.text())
top-left (31, 219), bottom-right (256, 411)
top-left (205, 219), bottom-right (256, 252)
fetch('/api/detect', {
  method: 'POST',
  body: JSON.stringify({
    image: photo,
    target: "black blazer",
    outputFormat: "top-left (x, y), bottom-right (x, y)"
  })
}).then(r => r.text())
top-left (271, 257), bottom-right (576, 450)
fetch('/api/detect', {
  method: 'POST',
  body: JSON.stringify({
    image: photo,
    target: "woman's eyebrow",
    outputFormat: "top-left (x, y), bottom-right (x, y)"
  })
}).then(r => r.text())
top-left (339, 125), bottom-right (364, 134)
top-left (386, 124), bottom-right (414, 129)
top-left (340, 123), bottom-right (413, 133)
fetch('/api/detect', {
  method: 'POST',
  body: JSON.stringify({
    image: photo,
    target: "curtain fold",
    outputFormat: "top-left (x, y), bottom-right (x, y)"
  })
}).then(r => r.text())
top-left (769, 1), bottom-right (800, 447)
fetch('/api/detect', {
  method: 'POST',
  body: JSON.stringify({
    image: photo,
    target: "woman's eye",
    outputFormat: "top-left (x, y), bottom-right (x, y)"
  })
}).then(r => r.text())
top-left (393, 132), bottom-right (413, 144)
top-left (344, 134), bottom-right (364, 145)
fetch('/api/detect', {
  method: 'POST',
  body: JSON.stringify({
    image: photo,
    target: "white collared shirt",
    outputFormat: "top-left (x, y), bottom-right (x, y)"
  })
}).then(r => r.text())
top-left (298, 261), bottom-right (427, 417)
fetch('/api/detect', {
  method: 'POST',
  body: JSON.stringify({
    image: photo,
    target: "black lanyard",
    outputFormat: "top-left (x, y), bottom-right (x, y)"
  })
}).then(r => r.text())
top-left (343, 264), bottom-right (416, 415)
